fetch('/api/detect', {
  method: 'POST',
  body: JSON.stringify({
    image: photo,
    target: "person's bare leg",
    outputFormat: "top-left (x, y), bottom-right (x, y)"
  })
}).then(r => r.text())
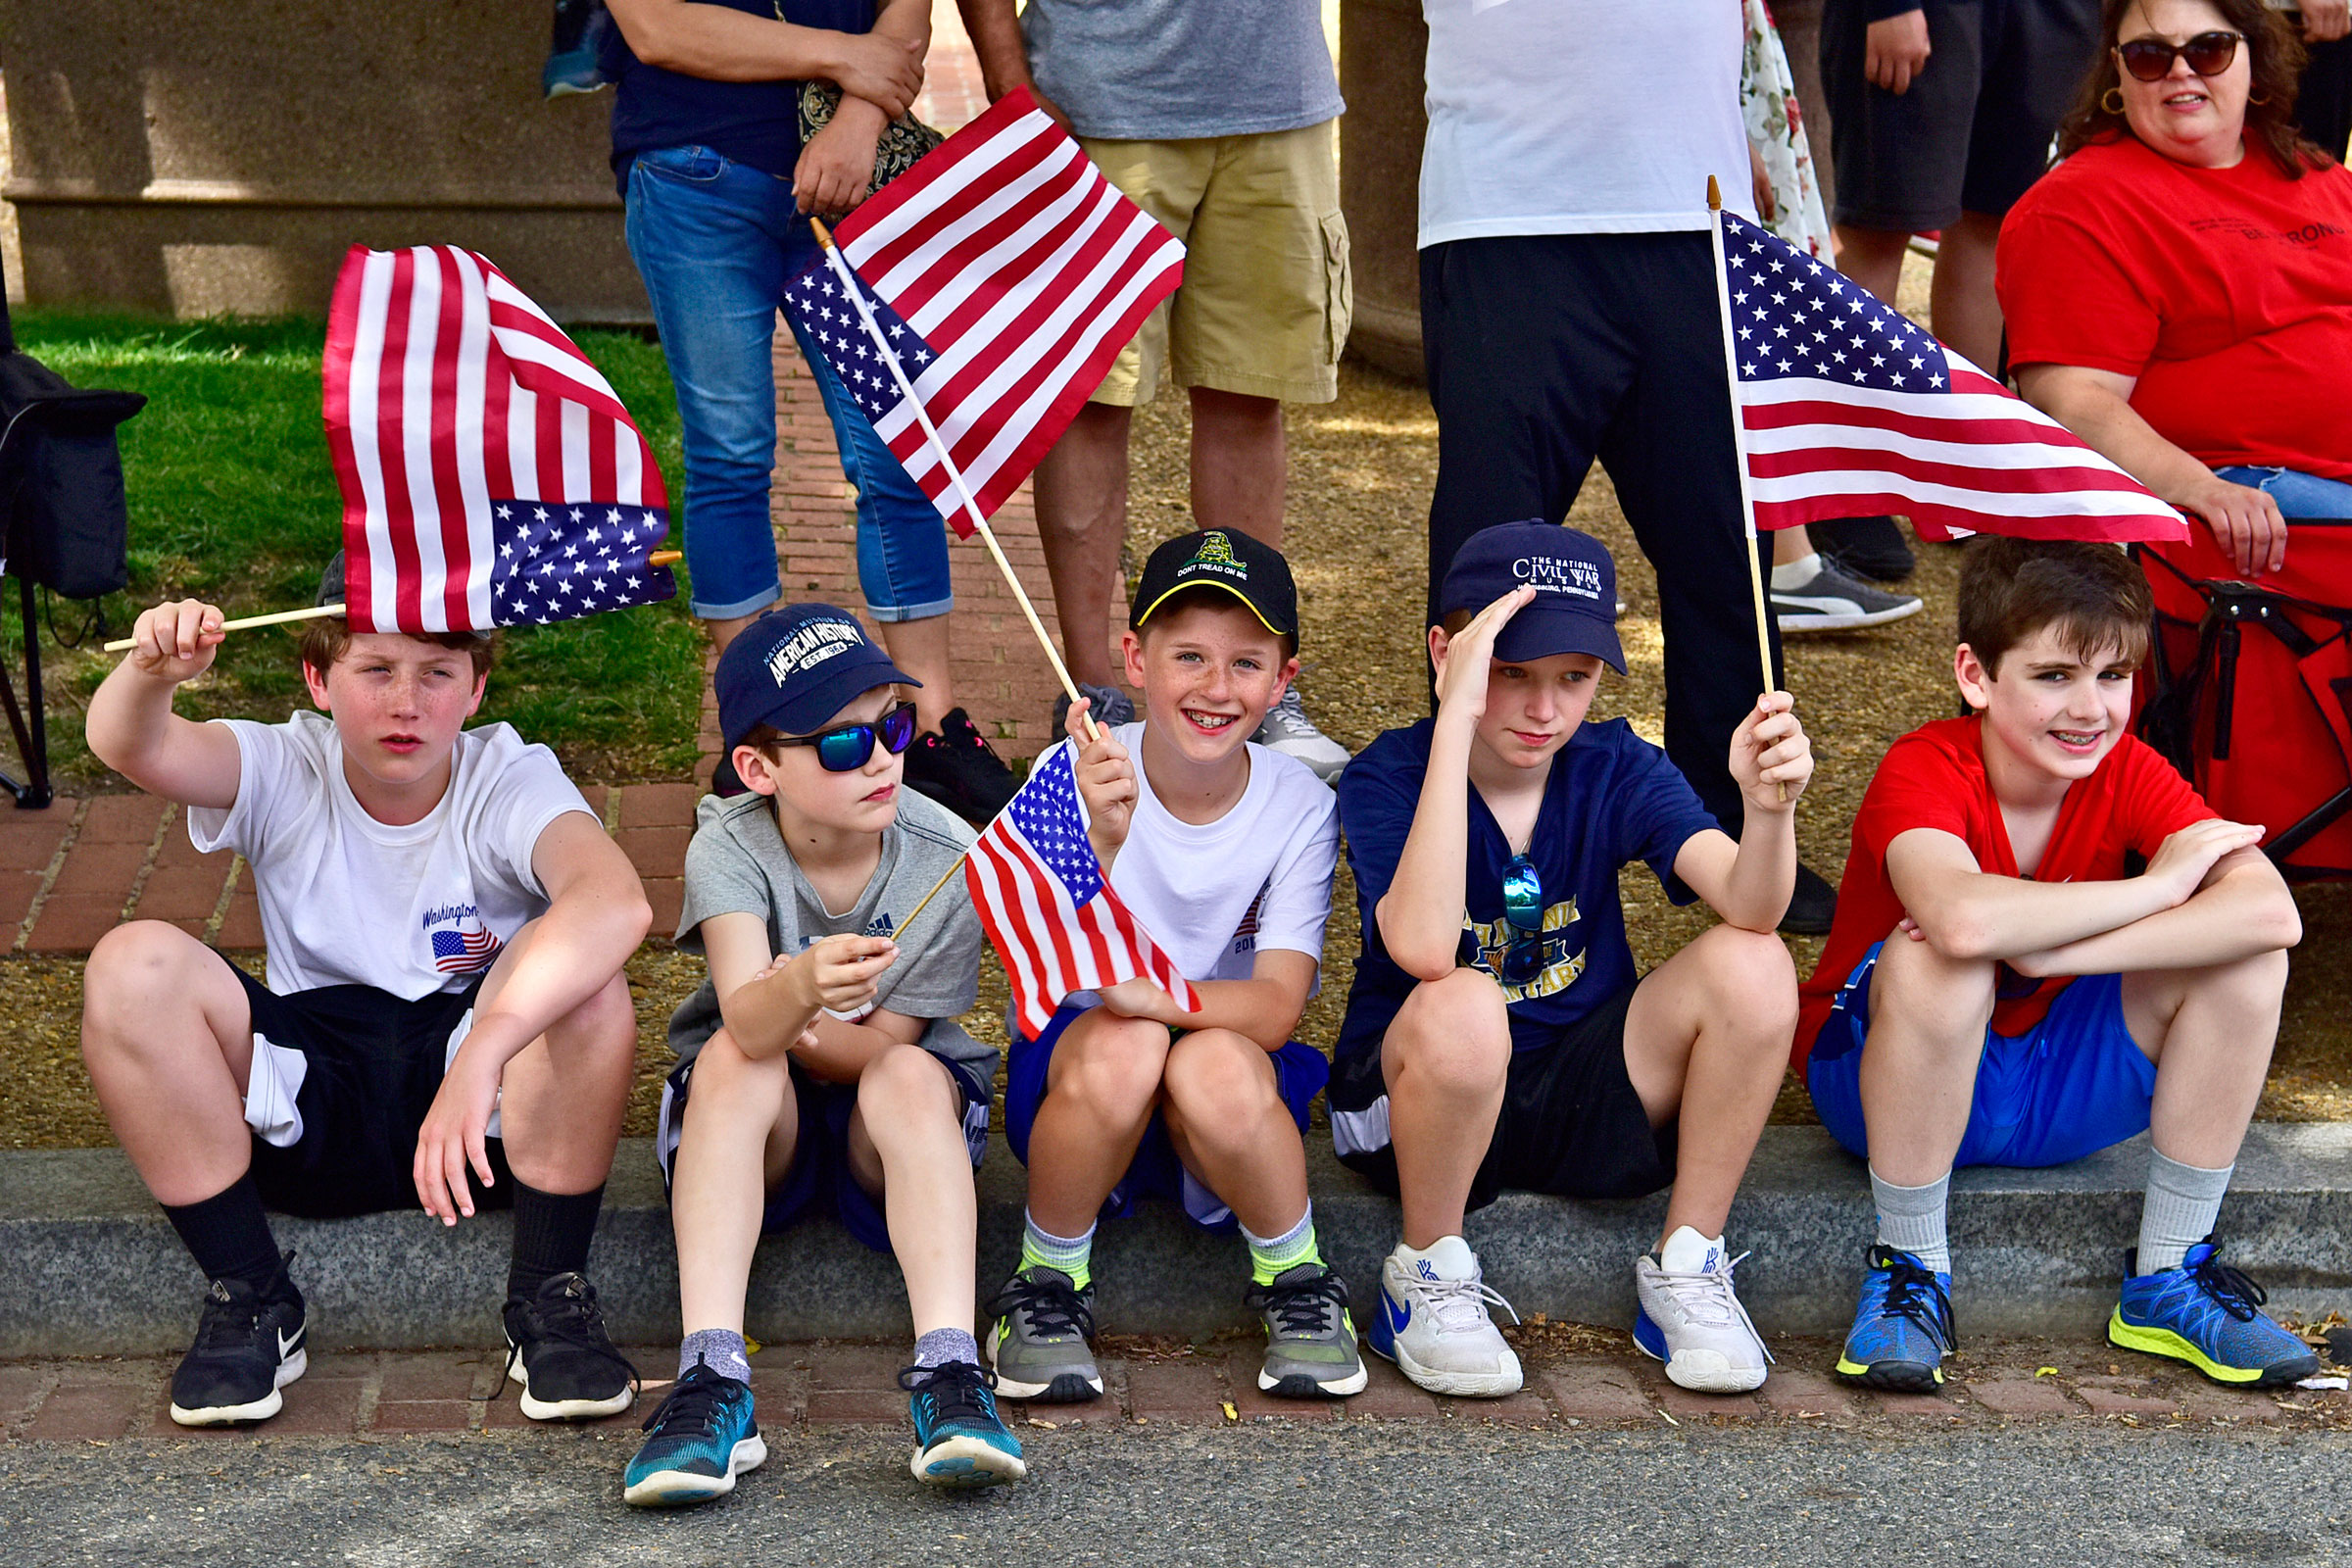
top-left (876, 613), bottom-right (956, 732)
top-left (1833, 224), bottom-right (1910, 307)
top-left (79, 921), bottom-right (258, 1205)
top-left (1928, 211), bottom-right (2004, 375)
top-left (1381, 968), bottom-right (1511, 1249)
top-left (474, 922), bottom-right (636, 1197)
top-left (707, 613), bottom-right (757, 659)
top-left (1159, 1030), bottom-right (1308, 1239)
top-left (1620, 925), bottom-right (1797, 1246)
top-left (670, 1029), bottom-right (799, 1337)
top-left (1774, 525), bottom-right (1815, 567)
top-left (2126, 951), bottom-right (2288, 1171)
top-left (845, 1045), bottom-right (978, 1338)
top-left (1188, 388), bottom-right (1286, 549)
top-left (1031, 404), bottom-right (1133, 691)
top-left (1853, 935), bottom-right (1997, 1185)
top-left (1022, 1007), bottom-right (1169, 1236)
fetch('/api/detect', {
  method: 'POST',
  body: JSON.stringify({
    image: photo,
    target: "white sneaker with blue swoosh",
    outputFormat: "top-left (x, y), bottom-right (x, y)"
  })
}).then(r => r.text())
top-left (1633, 1226), bottom-right (1773, 1393)
top-left (1367, 1236), bottom-right (1523, 1397)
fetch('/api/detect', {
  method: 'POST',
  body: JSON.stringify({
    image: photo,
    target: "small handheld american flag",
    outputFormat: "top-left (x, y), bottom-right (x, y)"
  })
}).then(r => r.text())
top-left (964, 743), bottom-right (1199, 1040)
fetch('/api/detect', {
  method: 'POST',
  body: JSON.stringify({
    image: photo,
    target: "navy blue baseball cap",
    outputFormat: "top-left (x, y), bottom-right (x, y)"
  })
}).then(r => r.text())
top-left (715, 604), bottom-right (921, 751)
top-left (1436, 520), bottom-right (1625, 673)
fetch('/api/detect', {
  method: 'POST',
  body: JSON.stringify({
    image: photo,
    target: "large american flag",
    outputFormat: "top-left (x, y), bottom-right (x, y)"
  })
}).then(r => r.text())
top-left (964, 743), bottom-right (1199, 1040)
top-left (781, 86), bottom-right (1185, 535)
top-left (1718, 211), bottom-right (2187, 543)
top-left (322, 243), bottom-right (677, 632)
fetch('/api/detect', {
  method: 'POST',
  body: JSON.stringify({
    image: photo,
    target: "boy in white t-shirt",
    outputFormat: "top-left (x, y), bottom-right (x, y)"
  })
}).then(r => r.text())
top-left (80, 559), bottom-right (651, 1429)
top-left (987, 529), bottom-right (1360, 1402)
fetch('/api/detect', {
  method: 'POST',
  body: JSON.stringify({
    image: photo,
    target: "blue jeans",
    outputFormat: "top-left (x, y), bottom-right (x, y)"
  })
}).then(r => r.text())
top-left (623, 144), bottom-right (953, 621)
top-left (2213, 466), bottom-right (2352, 520)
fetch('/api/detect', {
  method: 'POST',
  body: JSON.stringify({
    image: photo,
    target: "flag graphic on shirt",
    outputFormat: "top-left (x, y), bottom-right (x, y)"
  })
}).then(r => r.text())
top-left (430, 925), bottom-right (504, 975)
top-left (780, 86), bottom-right (1186, 536)
top-left (323, 243), bottom-right (677, 633)
top-left (963, 744), bottom-right (1199, 1040)
top-left (1715, 210), bottom-right (2188, 543)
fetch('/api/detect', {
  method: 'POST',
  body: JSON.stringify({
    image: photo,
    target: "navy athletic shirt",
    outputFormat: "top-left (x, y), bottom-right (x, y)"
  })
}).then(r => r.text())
top-left (605, 0), bottom-right (877, 186)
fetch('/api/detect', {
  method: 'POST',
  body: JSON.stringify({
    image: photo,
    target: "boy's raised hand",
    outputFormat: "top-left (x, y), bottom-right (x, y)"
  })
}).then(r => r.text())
top-left (2146, 818), bottom-right (2267, 906)
top-left (1064, 695), bottom-right (1138, 865)
top-left (125, 599), bottom-right (227, 684)
top-left (1730, 691), bottom-right (1813, 810)
top-left (780, 931), bottom-right (898, 1016)
top-left (1432, 586), bottom-right (1537, 723)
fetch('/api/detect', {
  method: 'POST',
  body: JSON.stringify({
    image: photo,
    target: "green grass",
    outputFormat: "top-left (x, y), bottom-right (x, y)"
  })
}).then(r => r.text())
top-left (5, 312), bottom-right (704, 787)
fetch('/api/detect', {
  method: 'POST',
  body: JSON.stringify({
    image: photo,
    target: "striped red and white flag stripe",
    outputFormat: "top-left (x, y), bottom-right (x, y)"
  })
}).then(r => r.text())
top-left (789, 86), bottom-right (1185, 534)
top-left (323, 243), bottom-right (672, 632)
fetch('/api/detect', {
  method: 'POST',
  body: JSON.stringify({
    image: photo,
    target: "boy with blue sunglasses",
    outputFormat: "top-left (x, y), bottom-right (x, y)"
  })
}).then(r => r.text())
top-left (626, 605), bottom-right (1023, 1505)
top-left (1330, 522), bottom-right (1813, 1397)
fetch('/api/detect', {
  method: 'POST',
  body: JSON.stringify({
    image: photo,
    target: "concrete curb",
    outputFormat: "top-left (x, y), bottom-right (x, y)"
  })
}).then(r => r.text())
top-left (4, 1125), bottom-right (2346, 1355)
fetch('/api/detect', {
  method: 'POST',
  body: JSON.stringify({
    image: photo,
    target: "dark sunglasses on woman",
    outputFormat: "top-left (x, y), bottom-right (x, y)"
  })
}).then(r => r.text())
top-left (770, 700), bottom-right (918, 771)
top-left (2116, 30), bottom-right (2241, 82)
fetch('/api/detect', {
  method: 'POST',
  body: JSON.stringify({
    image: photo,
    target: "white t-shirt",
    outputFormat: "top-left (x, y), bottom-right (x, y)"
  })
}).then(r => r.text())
top-left (188, 710), bottom-right (595, 999)
top-left (1086, 723), bottom-right (1340, 991)
top-left (1418, 0), bottom-right (1755, 247)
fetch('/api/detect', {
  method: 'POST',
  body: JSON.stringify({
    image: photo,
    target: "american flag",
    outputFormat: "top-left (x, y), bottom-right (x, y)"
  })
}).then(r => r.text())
top-left (963, 743), bottom-right (1199, 1040)
top-left (781, 86), bottom-right (1185, 536)
top-left (322, 243), bottom-right (678, 632)
top-left (1717, 211), bottom-right (2187, 544)
top-left (430, 925), bottom-right (503, 975)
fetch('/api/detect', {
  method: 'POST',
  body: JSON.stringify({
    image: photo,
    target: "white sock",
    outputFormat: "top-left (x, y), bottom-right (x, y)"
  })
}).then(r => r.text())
top-left (1770, 552), bottom-right (1824, 591)
top-left (1869, 1167), bottom-right (1951, 1274)
top-left (2136, 1151), bottom-right (2231, 1274)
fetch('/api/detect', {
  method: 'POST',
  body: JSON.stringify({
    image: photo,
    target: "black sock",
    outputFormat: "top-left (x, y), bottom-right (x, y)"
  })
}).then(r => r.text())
top-left (162, 1174), bottom-right (285, 1296)
top-left (507, 1180), bottom-right (605, 1302)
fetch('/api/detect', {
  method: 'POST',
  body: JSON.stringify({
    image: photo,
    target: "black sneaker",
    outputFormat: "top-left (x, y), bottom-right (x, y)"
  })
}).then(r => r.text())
top-left (905, 707), bottom-right (1021, 825)
top-left (169, 1253), bottom-right (307, 1427)
top-left (1809, 515), bottom-right (1917, 582)
top-left (1782, 862), bottom-right (1838, 937)
top-left (503, 1273), bottom-right (639, 1420)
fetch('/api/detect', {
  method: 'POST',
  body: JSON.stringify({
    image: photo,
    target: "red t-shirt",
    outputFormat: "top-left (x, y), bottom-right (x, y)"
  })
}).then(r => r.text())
top-left (1997, 134), bottom-right (2352, 482)
top-left (1792, 715), bottom-right (2217, 1069)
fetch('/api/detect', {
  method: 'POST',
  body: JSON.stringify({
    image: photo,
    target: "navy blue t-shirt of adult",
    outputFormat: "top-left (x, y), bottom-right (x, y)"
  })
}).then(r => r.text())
top-left (605, 0), bottom-right (877, 185)
top-left (1333, 716), bottom-right (1720, 1063)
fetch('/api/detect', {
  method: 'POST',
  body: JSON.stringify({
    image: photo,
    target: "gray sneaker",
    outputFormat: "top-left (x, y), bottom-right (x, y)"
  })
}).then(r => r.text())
top-left (984, 1267), bottom-right (1103, 1403)
top-left (1246, 1263), bottom-right (1368, 1398)
top-left (1772, 559), bottom-right (1926, 634)
top-left (1252, 687), bottom-right (1350, 782)
top-left (1051, 682), bottom-right (1135, 734)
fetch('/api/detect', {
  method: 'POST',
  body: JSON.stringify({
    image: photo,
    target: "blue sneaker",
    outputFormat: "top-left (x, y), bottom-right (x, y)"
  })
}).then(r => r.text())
top-left (900, 1359), bottom-right (1027, 1488)
top-left (622, 1358), bottom-right (766, 1508)
top-left (1834, 1246), bottom-right (1954, 1393)
top-left (2110, 1237), bottom-right (2321, 1387)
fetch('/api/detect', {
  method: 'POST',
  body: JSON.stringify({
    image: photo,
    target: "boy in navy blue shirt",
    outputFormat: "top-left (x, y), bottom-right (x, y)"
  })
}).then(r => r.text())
top-left (1331, 521), bottom-right (1813, 1397)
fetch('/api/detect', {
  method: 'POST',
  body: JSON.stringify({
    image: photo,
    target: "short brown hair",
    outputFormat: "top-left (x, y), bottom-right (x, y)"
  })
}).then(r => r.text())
top-left (298, 618), bottom-right (497, 684)
top-left (2058, 0), bottom-right (2325, 177)
top-left (1136, 584), bottom-right (1297, 661)
top-left (1956, 537), bottom-right (2152, 676)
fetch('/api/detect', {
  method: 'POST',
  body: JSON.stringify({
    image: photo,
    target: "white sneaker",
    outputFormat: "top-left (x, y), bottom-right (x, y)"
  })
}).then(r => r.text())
top-left (1633, 1226), bottom-right (1774, 1394)
top-left (1252, 687), bottom-right (1350, 783)
top-left (1368, 1236), bottom-right (1523, 1397)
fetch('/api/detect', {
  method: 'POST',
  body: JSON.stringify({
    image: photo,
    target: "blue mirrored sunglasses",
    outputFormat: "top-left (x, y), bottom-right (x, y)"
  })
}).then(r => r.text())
top-left (1499, 854), bottom-right (1552, 986)
top-left (772, 701), bottom-right (918, 771)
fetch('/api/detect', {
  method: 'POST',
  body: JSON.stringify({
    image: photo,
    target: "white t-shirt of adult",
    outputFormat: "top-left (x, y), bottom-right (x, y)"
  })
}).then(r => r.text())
top-left (188, 710), bottom-right (595, 1000)
top-left (1418, 0), bottom-right (1756, 247)
top-left (1085, 722), bottom-right (1341, 992)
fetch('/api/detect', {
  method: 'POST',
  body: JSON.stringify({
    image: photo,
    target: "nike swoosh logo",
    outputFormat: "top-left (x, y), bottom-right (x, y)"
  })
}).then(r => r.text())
top-left (1383, 1293), bottom-right (1410, 1335)
top-left (279, 1327), bottom-right (304, 1360)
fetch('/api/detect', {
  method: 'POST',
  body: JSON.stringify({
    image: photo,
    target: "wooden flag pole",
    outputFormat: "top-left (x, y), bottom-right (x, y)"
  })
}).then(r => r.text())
top-left (102, 551), bottom-right (685, 654)
top-left (1706, 177), bottom-right (1788, 802)
top-left (892, 848), bottom-right (970, 945)
top-left (808, 216), bottom-right (1102, 746)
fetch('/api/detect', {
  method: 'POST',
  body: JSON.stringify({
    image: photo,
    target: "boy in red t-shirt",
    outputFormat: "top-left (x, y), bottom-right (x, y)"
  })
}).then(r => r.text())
top-left (1799, 539), bottom-right (2313, 1393)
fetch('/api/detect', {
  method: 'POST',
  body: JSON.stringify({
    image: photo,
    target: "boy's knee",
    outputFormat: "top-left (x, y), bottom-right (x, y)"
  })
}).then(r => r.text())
top-left (1390, 969), bottom-right (1510, 1090)
top-left (1163, 1030), bottom-right (1279, 1126)
top-left (1694, 926), bottom-right (1798, 1029)
top-left (859, 1042), bottom-right (956, 1118)
top-left (1871, 930), bottom-right (1996, 1018)
top-left (690, 1029), bottom-right (790, 1106)
top-left (1053, 1015), bottom-right (1171, 1118)
top-left (565, 971), bottom-right (639, 1054)
top-left (82, 922), bottom-right (212, 1052)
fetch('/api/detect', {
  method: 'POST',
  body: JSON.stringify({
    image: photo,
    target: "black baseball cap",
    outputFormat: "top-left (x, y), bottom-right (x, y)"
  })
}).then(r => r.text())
top-left (1436, 520), bottom-right (1625, 673)
top-left (1129, 528), bottom-right (1298, 644)
top-left (714, 603), bottom-right (921, 751)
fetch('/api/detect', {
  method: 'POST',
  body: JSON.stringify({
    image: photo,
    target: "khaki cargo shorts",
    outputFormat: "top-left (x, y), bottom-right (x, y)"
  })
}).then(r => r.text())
top-left (1079, 120), bottom-right (1351, 407)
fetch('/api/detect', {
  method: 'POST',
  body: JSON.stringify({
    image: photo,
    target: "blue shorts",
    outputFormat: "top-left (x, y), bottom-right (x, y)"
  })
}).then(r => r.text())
top-left (1004, 1002), bottom-right (1329, 1231)
top-left (1806, 942), bottom-right (2156, 1168)
top-left (657, 1053), bottom-right (988, 1254)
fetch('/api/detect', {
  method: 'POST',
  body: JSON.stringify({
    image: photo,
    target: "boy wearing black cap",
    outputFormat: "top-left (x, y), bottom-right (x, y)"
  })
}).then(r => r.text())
top-left (1330, 521), bottom-right (1812, 1397)
top-left (626, 604), bottom-right (1022, 1505)
top-left (987, 529), bottom-right (1361, 1403)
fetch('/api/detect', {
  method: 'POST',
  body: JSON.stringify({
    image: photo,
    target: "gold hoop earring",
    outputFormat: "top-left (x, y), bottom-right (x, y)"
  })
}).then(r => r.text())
top-left (2101, 85), bottom-right (2126, 114)
top-left (2249, 89), bottom-right (2273, 105)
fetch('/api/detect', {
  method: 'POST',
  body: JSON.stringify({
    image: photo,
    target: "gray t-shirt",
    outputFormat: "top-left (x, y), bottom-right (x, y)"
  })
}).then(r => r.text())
top-left (666, 788), bottom-right (995, 1102)
top-left (1023, 0), bottom-right (1343, 141)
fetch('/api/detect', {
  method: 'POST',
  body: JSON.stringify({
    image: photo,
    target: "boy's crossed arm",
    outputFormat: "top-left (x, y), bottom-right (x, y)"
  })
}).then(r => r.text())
top-left (86, 600), bottom-right (243, 809)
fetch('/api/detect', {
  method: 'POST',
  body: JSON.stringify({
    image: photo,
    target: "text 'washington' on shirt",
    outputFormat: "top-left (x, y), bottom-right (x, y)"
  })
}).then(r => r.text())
top-left (1333, 716), bottom-right (1720, 1062)
top-left (185, 710), bottom-right (595, 1000)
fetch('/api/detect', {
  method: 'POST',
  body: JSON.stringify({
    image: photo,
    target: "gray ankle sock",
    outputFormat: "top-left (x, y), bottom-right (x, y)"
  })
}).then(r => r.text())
top-left (2137, 1151), bottom-right (2232, 1275)
top-left (1869, 1168), bottom-right (1952, 1275)
top-left (913, 1327), bottom-right (981, 1369)
top-left (680, 1328), bottom-right (751, 1385)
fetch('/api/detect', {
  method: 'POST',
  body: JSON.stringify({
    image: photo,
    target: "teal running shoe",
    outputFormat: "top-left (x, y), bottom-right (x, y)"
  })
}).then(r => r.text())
top-left (2110, 1237), bottom-right (2320, 1387)
top-left (900, 1359), bottom-right (1026, 1488)
top-left (1834, 1245), bottom-right (1954, 1393)
top-left (623, 1358), bottom-right (765, 1508)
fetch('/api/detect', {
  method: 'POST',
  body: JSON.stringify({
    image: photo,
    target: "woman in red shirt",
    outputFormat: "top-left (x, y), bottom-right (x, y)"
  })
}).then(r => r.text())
top-left (1997, 0), bottom-right (2352, 575)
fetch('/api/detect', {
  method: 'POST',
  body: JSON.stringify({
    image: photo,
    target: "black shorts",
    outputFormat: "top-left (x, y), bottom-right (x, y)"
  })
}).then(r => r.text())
top-left (226, 956), bottom-right (503, 1220)
top-left (1333, 983), bottom-right (1675, 1212)
top-left (1822, 0), bottom-right (2100, 230)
